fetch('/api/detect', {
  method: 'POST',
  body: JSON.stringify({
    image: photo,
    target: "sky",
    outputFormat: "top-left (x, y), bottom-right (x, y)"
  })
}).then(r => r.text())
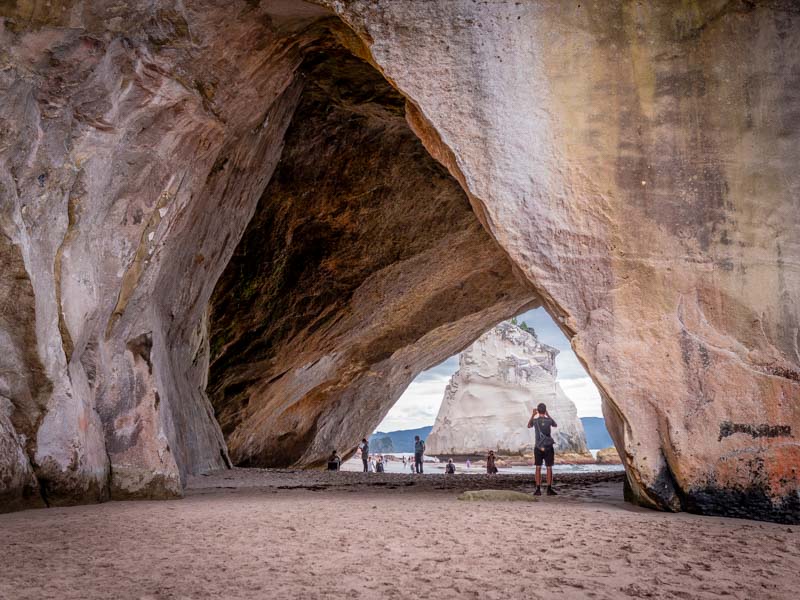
top-left (376, 307), bottom-right (603, 432)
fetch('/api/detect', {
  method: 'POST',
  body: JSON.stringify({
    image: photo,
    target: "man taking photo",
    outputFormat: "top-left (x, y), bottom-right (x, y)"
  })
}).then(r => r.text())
top-left (527, 403), bottom-right (557, 496)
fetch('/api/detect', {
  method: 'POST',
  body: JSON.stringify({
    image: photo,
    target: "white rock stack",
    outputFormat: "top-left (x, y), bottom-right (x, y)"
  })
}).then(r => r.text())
top-left (426, 321), bottom-right (589, 457)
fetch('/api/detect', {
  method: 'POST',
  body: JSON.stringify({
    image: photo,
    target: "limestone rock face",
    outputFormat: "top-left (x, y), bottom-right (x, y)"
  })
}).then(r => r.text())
top-left (322, 0), bottom-right (800, 523)
top-left (206, 39), bottom-right (536, 469)
top-left (426, 322), bottom-right (589, 458)
top-left (0, 0), bottom-right (536, 508)
top-left (0, 0), bottom-right (798, 523)
top-left (0, 1), bottom-right (337, 506)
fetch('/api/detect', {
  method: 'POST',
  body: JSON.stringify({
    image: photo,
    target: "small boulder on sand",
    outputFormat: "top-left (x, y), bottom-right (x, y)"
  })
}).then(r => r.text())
top-left (457, 490), bottom-right (537, 502)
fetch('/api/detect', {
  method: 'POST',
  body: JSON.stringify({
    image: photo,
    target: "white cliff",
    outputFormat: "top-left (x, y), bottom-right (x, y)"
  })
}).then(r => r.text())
top-left (426, 322), bottom-right (589, 457)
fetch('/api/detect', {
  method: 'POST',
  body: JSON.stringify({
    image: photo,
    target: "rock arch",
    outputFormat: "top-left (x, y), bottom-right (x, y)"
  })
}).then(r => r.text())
top-left (205, 36), bottom-right (536, 469)
top-left (0, 1), bottom-right (797, 523)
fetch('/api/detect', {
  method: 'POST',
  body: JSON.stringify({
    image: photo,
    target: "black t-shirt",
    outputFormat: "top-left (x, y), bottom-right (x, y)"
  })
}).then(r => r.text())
top-left (532, 416), bottom-right (557, 446)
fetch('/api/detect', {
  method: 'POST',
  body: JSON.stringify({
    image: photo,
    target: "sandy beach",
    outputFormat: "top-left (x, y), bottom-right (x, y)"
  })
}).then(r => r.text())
top-left (340, 455), bottom-right (625, 475)
top-left (1, 469), bottom-right (797, 600)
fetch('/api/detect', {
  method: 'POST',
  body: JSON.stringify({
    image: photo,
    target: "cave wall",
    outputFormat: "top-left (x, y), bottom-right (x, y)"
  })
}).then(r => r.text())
top-left (0, 0), bottom-right (332, 506)
top-left (207, 45), bottom-right (536, 468)
top-left (0, 0), bottom-right (798, 523)
top-left (322, 0), bottom-right (800, 522)
top-left (0, 0), bottom-right (534, 506)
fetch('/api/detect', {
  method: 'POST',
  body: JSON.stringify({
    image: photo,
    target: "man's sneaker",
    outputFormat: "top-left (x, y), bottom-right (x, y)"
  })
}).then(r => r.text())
top-left (533, 487), bottom-right (542, 496)
top-left (546, 486), bottom-right (557, 496)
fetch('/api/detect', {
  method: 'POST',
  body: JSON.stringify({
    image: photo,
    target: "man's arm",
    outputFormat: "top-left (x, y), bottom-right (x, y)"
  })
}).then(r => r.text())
top-left (546, 413), bottom-right (557, 428)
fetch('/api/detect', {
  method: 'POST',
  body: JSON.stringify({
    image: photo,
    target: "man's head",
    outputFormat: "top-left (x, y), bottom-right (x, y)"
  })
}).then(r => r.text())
top-left (415, 435), bottom-right (420, 441)
top-left (537, 403), bottom-right (547, 415)
top-left (362, 438), bottom-right (367, 443)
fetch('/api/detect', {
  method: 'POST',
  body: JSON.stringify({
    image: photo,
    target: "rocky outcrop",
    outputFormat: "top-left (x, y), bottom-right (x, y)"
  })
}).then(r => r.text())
top-left (0, 1), bottom-right (338, 506)
top-left (0, 1), bottom-right (798, 523)
top-left (596, 447), bottom-right (623, 466)
top-left (426, 322), bottom-right (590, 458)
top-left (322, 0), bottom-right (800, 523)
top-left (0, 1), bottom-right (536, 508)
top-left (206, 39), bottom-right (535, 468)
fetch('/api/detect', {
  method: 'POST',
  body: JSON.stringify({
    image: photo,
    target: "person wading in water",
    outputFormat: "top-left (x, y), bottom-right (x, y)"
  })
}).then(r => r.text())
top-left (528, 402), bottom-right (558, 496)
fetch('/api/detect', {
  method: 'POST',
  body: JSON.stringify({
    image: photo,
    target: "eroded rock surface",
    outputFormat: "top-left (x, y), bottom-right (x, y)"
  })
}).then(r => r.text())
top-left (0, 0), bottom-right (535, 506)
top-left (427, 321), bottom-right (589, 458)
top-left (0, 0), bottom-right (798, 523)
top-left (206, 43), bottom-right (535, 468)
top-left (0, 1), bottom-right (336, 507)
top-left (321, 0), bottom-right (800, 522)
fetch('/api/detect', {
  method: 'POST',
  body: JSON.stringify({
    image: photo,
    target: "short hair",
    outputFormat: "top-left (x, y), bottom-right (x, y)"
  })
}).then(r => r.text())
top-left (537, 403), bottom-right (547, 414)
top-left (415, 435), bottom-right (420, 440)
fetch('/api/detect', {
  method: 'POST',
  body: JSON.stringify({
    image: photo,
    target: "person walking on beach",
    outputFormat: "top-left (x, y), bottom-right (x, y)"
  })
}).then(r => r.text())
top-left (414, 435), bottom-right (425, 474)
top-left (528, 402), bottom-right (558, 496)
top-left (486, 450), bottom-right (498, 474)
top-left (359, 438), bottom-right (369, 472)
top-left (445, 458), bottom-right (456, 474)
top-left (465, 458), bottom-right (471, 470)
top-left (402, 456), bottom-right (407, 470)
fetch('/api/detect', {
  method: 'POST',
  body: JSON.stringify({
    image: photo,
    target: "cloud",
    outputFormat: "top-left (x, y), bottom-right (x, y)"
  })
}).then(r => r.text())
top-left (377, 307), bottom-right (604, 432)
top-left (558, 377), bottom-right (603, 418)
top-left (378, 375), bottom-right (451, 431)
top-left (413, 355), bottom-right (459, 382)
top-left (556, 352), bottom-right (592, 381)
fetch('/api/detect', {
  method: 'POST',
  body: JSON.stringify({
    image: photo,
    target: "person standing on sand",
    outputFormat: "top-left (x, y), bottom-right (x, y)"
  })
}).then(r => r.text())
top-left (465, 458), bottom-right (471, 470)
top-left (445, 459), bottom-right (456, 474)
top-left (486, 450), bottom-right (498, 474)
top-left (414, 435), bottom-right (425, 474)
top-left (528, 402), bottom-right (558, 496)
top-left (359, 438), bottom-right (369, 472)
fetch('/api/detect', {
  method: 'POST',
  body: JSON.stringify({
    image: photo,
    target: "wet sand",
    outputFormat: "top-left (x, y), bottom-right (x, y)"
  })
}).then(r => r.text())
top-left (1, 469), bottom-right (798, 599)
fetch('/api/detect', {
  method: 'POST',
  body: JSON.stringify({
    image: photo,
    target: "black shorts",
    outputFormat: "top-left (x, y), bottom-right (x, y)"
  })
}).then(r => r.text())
top-left (534, 446), bottom-right (555, 467)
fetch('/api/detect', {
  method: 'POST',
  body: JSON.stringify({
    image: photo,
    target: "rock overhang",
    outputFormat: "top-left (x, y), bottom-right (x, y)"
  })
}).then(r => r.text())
top-left (0, 0), bottom-right (797, 523)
